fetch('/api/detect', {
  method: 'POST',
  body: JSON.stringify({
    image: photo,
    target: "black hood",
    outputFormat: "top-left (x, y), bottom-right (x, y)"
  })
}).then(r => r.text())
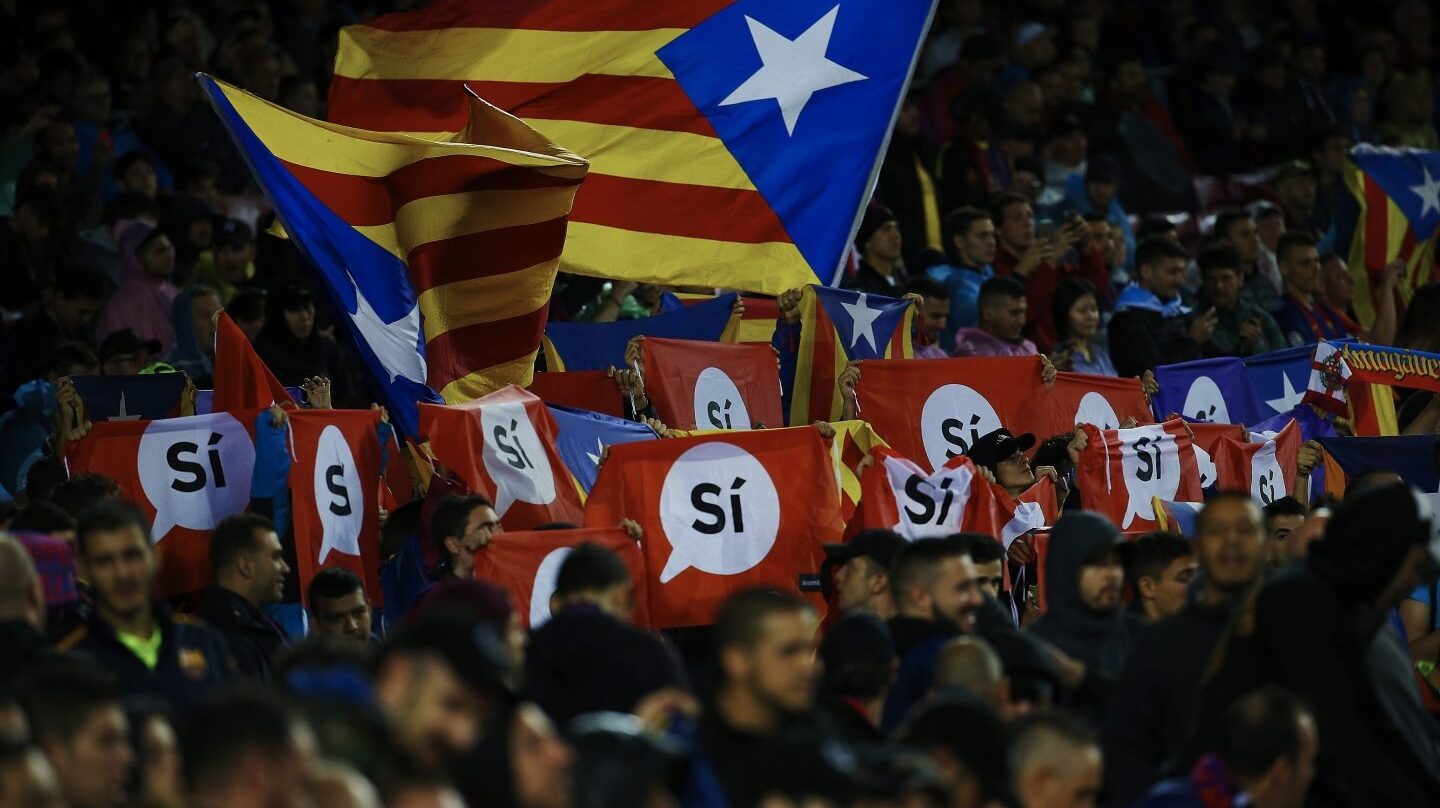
top-left (1043, 510), bottom-right (1122, 617)
top-left (1310, 480), bottom-right (1434, 604)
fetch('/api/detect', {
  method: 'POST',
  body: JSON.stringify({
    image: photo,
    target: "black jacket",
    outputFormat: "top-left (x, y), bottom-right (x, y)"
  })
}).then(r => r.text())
top-left (1108, 307), bottom-right (1202, 379)
top-left (196, 585), bottom-right (288, 681)
top-left (0, 619), bottom-right (55, 685)
top-left (58, 602), bottom-right (233, 711)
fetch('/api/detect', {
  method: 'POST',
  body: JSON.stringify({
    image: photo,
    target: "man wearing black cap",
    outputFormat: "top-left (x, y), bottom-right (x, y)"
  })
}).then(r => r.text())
top-left (192, 217), bottom-right (255, 304)
top-left (97, 328), bottom-right (162, 375)
top-left (824, 529), bottom-right (907, 620)
top-left (965, 426), bottom-right (1081, 567)
top-left (845, 201), bottom-right (911, 295)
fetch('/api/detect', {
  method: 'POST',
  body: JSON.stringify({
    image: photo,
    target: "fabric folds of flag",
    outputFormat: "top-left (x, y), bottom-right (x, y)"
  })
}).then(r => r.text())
top-left (1340, 145), bottom-right (1440, 328)
top-left (71, 374), bottom-right (187, 422)
top-left (198, 74), bottom-right (589, 435)
top-left (542, 292), bottom-right (740, 371)
top-left (328, 0), bottom-right (938, 292)
top-left (212, 311), bottom-right (295, 413)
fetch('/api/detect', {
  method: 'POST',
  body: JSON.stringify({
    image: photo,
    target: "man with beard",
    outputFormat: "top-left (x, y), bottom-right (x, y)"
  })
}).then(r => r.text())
top-left (1103, 493), bottom-right (1270, 805)
top-left (823, 529), bottom-right (907, 620)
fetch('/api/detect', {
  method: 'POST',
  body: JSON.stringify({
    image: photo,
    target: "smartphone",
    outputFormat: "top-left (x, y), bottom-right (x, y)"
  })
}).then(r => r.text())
top-left (1036, 219), bottom-right (1057, 241)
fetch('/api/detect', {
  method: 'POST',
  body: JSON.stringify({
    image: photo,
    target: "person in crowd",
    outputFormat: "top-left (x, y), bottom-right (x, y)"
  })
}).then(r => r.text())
top-left (1123, 531), bottom-right (1195, 622)
top-left (430, 494), bottom-right (502, 582)
top-left (902, 696), bottom-right (1011, 808)
top-left (1274, 161), bottom-right (1328, 246)
top-left (952, 276), bottom-right (1037, 357)
top-left (1048, 277), bottom-right (1116, 375)
top-left (225, 288), bottom-right (267, 343)
top-left (180, 688), bottom-right (317, 808)
top-left (1135, 687), bottom-right (1318, 808)
top-left (1274, 232), bottom-right (1399, 346)
top-left (254, 281), bottom-right (351, 396)
top-left (1063, 154), bottom-right (1135, 274)
top-left (1110, 236), bottom-right (1212, 378)
top-left (58, 501), bottom-right (232, 709)
top-left (0, 182), bottom-right (69, 317)
top-left (95, 221), bottom-right (179, 355)
top-left (1211, 209), bottom-right (1282, 313)
top-left (1317, 252), bottom-right (1356, 317)
top-left (97, 327), bottom-right (160, 375)
top-left (1186, 481), bottom-right (1440, 806)
top-left (0, 736), bottom-right (66, 808)
top-left (932, 635), bottom-right (1008, 710)
top-left (0, 535), bottom-right (50, 683)
top-left (461, 700), bottom-right (576, 808)
top-left (19, 662), bottom-right (134, 808)
top-left (905, 277), bottom-right (952, 357)
top-left (1197, 242), bottom-right (1286, 357)
top-left (189, 218), bottom-right (255, 305)
top-left (306, 567), bottom-right (374, 646)
top-left (1262, 497), bottom-right (1309, 570)
top-left (198, 513), bottom-right (289, 680)
top-left (1105, 493), bottom-right (1271, 804)
top-left (163, 283), bottom-right (221, 387)
top-left (965, 427), bottom-right (1076, 501)
top-left (523, 542), bottom-right (686, 725)
top-left (816, 612), bottom-right (896, 742)
top-left (2, 266), bottom-right (106, 392)
top-left (1009, 711), bottom-right (1103, 808)
top-left (823, 528), bottom-right (907, 620)
top-left (125, 701), bottom-right (184, 808)
top-left (846, 201), bottom-right (911, 294)
top-left (956, 533), bottom-right (1006, 602)
top-left (932, 207), bottom-right (996, 332)
top-left (990, 192), bottom-right (1106, 351)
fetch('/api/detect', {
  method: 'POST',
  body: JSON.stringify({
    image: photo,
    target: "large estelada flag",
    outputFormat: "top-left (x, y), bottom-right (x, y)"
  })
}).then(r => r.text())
top-left (1213, 417), bottom-right (1300, 505)
top-left (418, 386), bottom-right (585, 530)
top-left (1339, 145), bottom-right (1440, 327)
top-left (640, 337), bottom-right (783, 430)
top-left (1076, 418), bottom-right (1205, 531)
top-left (777, 285), bottom-right (914, 426)
top-left (287, 409), bottom-right (383, 605)
top-left (63, 410), bottom-right (262, 595)
top-left (199, 75), bottom-right (589, 434)
top-left (542, 293), bottom-right (740, 371)
top-left (211, 311), bottom-right (295, 413)
top-left (472, 526), bottom-right (649, 628)
top-left (328, 0), bottom-right (939, 292)
top-left (584, 425), bottom-right (842, 627)
top-left (71, 374), bottom-right (187, 422)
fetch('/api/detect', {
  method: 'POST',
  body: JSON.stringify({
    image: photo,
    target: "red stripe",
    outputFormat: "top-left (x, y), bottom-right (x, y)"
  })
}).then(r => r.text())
top-left (809, 303), bottom-right (837, 421)
top-left (571, 174), bottom-right (792, 244)
top-left (328, 76), bottom-right (468, 132)
top-left (1363, 175), bottom-right (1390, 271)
top-left (425, 307), bottom-right (548, 386)
top-left (360, 0), bottom-right (732, 33)
top-left (407, 218), bottom-right (569, 292)
top-left (280, 156), bottom-right (581, 228)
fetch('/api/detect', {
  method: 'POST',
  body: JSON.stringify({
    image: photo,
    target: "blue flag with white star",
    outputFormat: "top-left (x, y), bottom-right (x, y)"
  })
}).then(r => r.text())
top-left (1242, 344), bottom-right (1316, 418)
top-left (546, 404), bottom-right (659, 493)
top-left (1349, 146), bottom-right (1440, 242)
top-left (658, 0), bottom-right (939, 283)
top-left (71, 375), bottom-right (186, 422)
top-left (1151, 357), bottom-right (1261, 425)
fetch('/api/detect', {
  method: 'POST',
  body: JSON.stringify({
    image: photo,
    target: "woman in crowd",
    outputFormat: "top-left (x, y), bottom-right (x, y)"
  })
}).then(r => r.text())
top-left (1047, 277), bottom-right (1116, 376)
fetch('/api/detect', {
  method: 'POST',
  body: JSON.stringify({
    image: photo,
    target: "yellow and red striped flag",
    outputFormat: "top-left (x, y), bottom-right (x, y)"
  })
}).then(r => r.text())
top-left (1339, 145), bottom-right (1440, 326)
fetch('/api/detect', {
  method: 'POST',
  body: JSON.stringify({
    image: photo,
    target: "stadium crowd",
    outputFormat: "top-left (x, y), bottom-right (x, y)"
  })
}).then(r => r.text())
top-left (3, 1), bottom-right (1440, 808)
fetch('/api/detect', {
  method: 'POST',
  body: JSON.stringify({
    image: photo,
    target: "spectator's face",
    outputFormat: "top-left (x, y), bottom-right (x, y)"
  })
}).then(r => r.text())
top-left (139, 234), bottom-right (176, 279)
top-left (187, 218), bottom-right (213, 249)
top-left (919, 296), bottom-right (949, 340)
top-left (190, 292), bottom-right (223, 354)
top-left (1256, 63), bottom-right (1286, 92)
top-left (1018, 744), bottom-right (1102, 808)
top-left (1077, 554), bottom-right (1124, 613)
top-left (1361, 49), bottom-right (1387, 88)
top-left (1012, 167), bottom-right (1042, 202)
top-left (995, 449), bottom-right (1036, 492)
top-left (119, 159), bottom-right (158, 199)
top-left (1255, 214), bottom-right (1285, 252)
top-left (929, 554), bottom-right (984, 631)
top-left (1085, 220), bottom-right (1111, 255)
top-left (242, 53), bottom-right (282, 101)
top-left (1320, 255), bottom-right (1354, 309)
top-left (102, 351), bottom-right (146, 376)
top-left (377, 655), bottom-right (490, 771)
top-left (54, 293), bottom-right (103, 331)
top-left (1066, 293), bottom-right (1100, 341)
top-left (833, 556), bottom-right (883, 613)
top-left (1195, 499), bottom-right (1264, 594)
top-left (80, 526), bottom-right (157, 622)
top-left (213, 243), bottom-right (254, 282)
top-left (510, 704), bottom-right (574, 808)
top-left (460, 506), bottom-right (502, 555)
top-left (247, 528), bottom-right (290, 605)
top-left (311, 589), bottom-right (373, 643)
top-left (284, 302), bottom-right (316, 340)
top-left (137, 715), bottom-right (182, 808)
top-left (43, 704), bottom-right (132, 808)
top-left (1278, 175), bottom-right (1316, 214)
top-left (1140, 256), bottom-right (1187, 301)
top-left (955, 217), bottom-right (997, 265)
top-left (726, 610), bottom-right (819, 714)
top-left (118, 37), bottom-right (152, 80)
top-left (1225, 216), bottom-right (1262, 263)
top-left (1296, 46), bottom-right (1325, 79)
top-left (0, 748), bottom-right (65, 808)
top-left (982, 293), bottom-right (1027, 342)
top-left (1315, 135), bottom-right (1351, 175)
top-left (1086, 178), bottom-right (1116, 209)
top-left (40, 121), bottom-right (79, 170)
top-left (1108, 226), bottom-right (1128, 268)
top-left (1140, 556), bottom-right (1196, 619)
top-left (1280, 245), bottom-right (1322, 295)
top-left (864, 220), bottom-right (903, 264)
top-left (1112, 60), bottom-right (1147, 96)
top-left (972, 558), bottom-right (1003, 600)
top-left (1265, 514), bottom-right (1305, 568)
top-left (1005, 84), bottom-right (1044, 129)
top-left (1201, 265), bottom-right (1242, 310)
top-left (998, 202), bottom-right (1035, 250)
top-left (71, 78), bottom-right (112, 124)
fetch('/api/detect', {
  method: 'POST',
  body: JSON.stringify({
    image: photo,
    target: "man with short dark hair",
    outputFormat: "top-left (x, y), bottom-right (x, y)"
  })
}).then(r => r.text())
top-left (191, 218), bottom-right (255, 304)
top-left (846, 202), bottom-right (910, 294)
top-left (19, 663), bottom-right (134, 808)
top-left (180, 689), bottom-right (316, 808)
top-left (1262, 497), bottom-right (1308, 570)
top-left (3, 267), bottom-right (107, 392)
top-left (1010, 711), bottom-right (1103, 808)
top-left (58, 502), bottom-right (232, 709)
top-left (933, 207), bottom-right (997, 333)
top-left (225, 289), bottom-right (266, 342)
top-left (953, 276), bottom-right (1038, 357)
top-left (1197, 243), bottom-right (1285, 357)
top-left (904, 277), bottom-right (951, 357)
top-left (1123, 532), bottom-right (1196, 622)
top-left (1110, 237), bottom-right (1213, 377)
top-left (430, 494), bottom-right (502, 581)
top-left (1212, 208), bottom-right (1282, 312)
top-left (816, 612), bottom-right (895, 742)
top-left (1317, 251), bottom-right (1355, 316)
top-left (958, 534), bottom-right (1006, 601)
top-left (306, 567), bottom-right (373, 646)
top-left (1273, 231), bottom-right (1398, 346)
top-left (198, 512), bottom-right (289, 680)
top-left (823, 529), bottom-right (907, 620)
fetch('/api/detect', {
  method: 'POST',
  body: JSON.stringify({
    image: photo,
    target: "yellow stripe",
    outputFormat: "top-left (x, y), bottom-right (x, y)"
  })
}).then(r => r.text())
top-left (214, 80), bottom-right (587, 176)
top-left (418, 259), bottom-right (558, 338)
top-left (540, 336), bottom-right (566, 372)
top-left (561, 222), bottom-right (813, 296)
top-left (439, 350), bottom-right (538, 403)
top-left (521, 119), bottom-right (754, 190)
top-left (335, 26), bottom-right (682, 82)
top-left (788, 288), bottom-right (820, 426)
top-left (355, 188), bottom-right (577, 260)
top-left (1368, 382), bottom-right (1399, 436)
top-left (737, 319), bottom-right (775, 344)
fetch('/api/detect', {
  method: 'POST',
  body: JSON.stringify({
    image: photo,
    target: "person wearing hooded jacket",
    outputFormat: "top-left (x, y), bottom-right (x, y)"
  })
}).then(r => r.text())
top-left (1027, 511), bottom-right (1146, 721)
top-left (1181, 481), bottom-right (1440, 807)
top-left (163, 283), bottom-right (222, 387)
top-left (95, 220), bottom-right (180, 355)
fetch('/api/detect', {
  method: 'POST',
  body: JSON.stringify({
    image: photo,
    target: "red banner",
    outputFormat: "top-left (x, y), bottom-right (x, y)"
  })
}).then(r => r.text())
top-left (288, 409), bottom-right (383, 606)
top-left (212, 312), bottom-right (294, 412)
top-left (472, 526), bottom-right (649, 629)
top-left (1076, 418), bottom-right (1205, 531)
top-left (1043, 372), bottom-right (1152, 435)
top-left (1214, 418), bottom-right (1301, 504)
top-left (527, 371), bottom-right (626, 418)
top-left (641, 337), bottom-right (783, 430)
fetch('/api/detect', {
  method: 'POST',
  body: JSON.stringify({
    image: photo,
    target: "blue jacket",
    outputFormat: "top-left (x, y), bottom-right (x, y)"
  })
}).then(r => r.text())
top-left (1063, 173), bottom-right (1136, 273)
top-left (938, 263), bottom-right (994, 340)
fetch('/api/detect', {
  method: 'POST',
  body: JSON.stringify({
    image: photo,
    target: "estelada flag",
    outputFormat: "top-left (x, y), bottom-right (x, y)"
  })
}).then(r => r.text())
top-left (472, 526), bottom-right (649, 629)
top-left (584, 425), bottom-right (842, 627)
top-left (212, 311), bottom-right (295, 413)
top-left (854, 356), bottom-right (1046, 472)
top-left (288, 409), bottom-right (384, 605)
top-left (640, 337), bottom-right (783, 430)
top-left (777, 286), bottom-right (914, 426)
top-left (1076, 418), bottom-right (1204, 531)
top-left (527, 370), bottom-right (626, 418)
top-left (1213, 417), bottom-right (1300, 505)
top-left (662, 292), bottom-right (779, 344)
top-left (830, 419), bottom-right (889, 524)
top-left (1043, 372), bottom-right (1152, 434)
top-left (851, 448), bottom-right (991, 540)
top-left (71, 374), bottom-right (188, 421)
top-left (418, 386), bottom-right (585, 530)
top-left (63, 410), bottom-right (263, 596)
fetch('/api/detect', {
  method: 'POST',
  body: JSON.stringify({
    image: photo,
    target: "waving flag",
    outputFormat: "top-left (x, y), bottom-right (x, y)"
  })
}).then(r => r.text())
top-left (418, 386), bottom-right (585, 529)
top-left (473, 526), bottom-right (650, 628)
top-left (199, 75), bottom-right (589, 435)
top-left (329, 0), bottom-right (939, 292)
top-left (584, 425), bottom-right (842, 627)
top-left (1242, 344), bottom-right (1316, 418)
top-left (1151, 356), bottom-right (1261, 425)
top-left (287, 410), bottom-right (383, 606)
top-left (778, 285), bottom-right (915, 425)
top-left (211, 311), bottom-right (295, 413)
top-left (1339, 145), bottom-right (1440, 327)
top-left (63, 410), bottom-right (261, 595)
top-left (542, 293), bottom-right (740, 371)
top-left (71, 374), bottom-right (186, 422)
top-left (640, 337), bottom-right (783, 430)
top-left (1076, 419), bottom-right (1205, 530)
top-left (967, 476), bottom-right (1061, 549)
top-left (547, 404), bottom-right (659, 493)
top-left (1213, 418), bottom-right (1300, 505)
top-left (830, 419), bottom-right (889, 523)
top-left (1318, 434), bottom-right (1440, 507)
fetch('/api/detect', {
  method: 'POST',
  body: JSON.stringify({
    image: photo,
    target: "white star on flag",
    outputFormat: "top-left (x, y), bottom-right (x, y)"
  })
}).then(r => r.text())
top-left (1411, 165), bottom-right (1440, 221)
top-left (585, 437), bottom-right (605, 467)
top-left (108, 392), bottom-right (140, 421)
top-left (1264, 373), bottom-right (1305, 414)
top-left (719, 5), bottom-right (867, 135)
top-left (840, 292), bottom-right (882, 352)
top-left (347, 276), bottom-right (428, 385)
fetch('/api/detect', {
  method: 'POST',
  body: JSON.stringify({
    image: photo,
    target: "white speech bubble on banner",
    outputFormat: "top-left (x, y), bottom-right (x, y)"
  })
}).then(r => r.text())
top-left (1119, 424), bottom-right (1182, 528)
top-left (657, 442), bottom-right (780, 583)
top-left (1194, 443), bottom-right (1218, 488)
top-left (1182, 376), bottom-right (1231, 423)
top-left (920, 384), bottom-right (1003, 472)
top-left (1250, 440), bottom-right (1286, 505)
top-left (314, 425), bottom-right (363, 564)
top-left (137, 413), bottom-right (255, 539)
top-left (480, 400), bottom-right (557, 517)
top-left (1075, 391), bottom-right (1121, 430)
top-left (692, 366), bottom-right (750, 430)
top-left (529, 546), bottom-right (574, 629)
top-left (884, 454), bottom-right (974, 539)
